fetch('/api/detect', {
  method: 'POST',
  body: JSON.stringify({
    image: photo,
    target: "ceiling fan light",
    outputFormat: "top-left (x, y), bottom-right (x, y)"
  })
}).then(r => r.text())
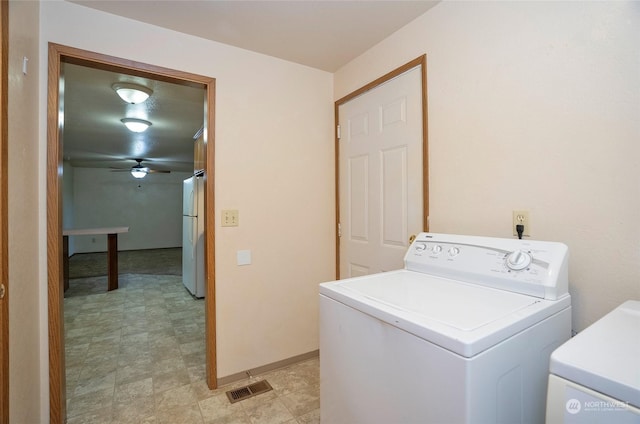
top-left (121, 118), bottom-right (151, 133)
top-left (131, 166), bottom-right (149, 179)
top-left (112, 82), bottom-right (153, 104)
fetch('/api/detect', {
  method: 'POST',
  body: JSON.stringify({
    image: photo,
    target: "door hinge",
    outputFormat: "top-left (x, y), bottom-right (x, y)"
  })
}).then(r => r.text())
top-left (337, 223), bottom-right (342, 237)
top-left (336, 124), bottom-right (341, 140)
top-left (0, 283), bottom-right (5, 299)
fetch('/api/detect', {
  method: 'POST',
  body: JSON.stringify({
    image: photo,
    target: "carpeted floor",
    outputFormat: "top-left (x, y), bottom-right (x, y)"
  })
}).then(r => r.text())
top-left (68, 247), bottom-right (182, 279)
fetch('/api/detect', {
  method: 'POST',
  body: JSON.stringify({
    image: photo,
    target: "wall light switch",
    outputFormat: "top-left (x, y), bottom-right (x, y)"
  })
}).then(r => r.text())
top-left (222, 209), bottom-right (239, 227)
top-left (237, 250), bottom-right (251, 266)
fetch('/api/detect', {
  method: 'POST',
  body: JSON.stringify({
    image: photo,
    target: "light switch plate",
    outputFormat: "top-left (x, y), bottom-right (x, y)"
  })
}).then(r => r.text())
top-left (222, 209), bottom-right (239, 227)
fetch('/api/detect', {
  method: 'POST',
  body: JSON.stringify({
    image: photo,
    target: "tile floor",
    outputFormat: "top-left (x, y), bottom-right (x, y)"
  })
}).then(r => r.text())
top-left (64, 269), bottom-right (320, 424)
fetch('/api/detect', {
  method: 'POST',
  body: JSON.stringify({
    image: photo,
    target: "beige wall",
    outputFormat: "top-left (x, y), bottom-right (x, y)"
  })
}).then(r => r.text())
top-left (8, 0), bottom-right (41, 422)
top-left (335, 1), bottom-right (640, 332)
top-left (37, 0), bottom-right (335, 418)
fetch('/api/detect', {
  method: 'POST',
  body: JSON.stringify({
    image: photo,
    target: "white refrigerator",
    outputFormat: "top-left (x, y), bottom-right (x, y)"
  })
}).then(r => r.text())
top-left (182, 175), bottom-right (205, 298)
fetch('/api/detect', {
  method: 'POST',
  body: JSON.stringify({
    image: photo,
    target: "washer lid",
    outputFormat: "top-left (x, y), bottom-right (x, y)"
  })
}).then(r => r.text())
top-left (320, 269), bottom-right (569, 357)
top-left (550, 300), bottom-right (640, 408)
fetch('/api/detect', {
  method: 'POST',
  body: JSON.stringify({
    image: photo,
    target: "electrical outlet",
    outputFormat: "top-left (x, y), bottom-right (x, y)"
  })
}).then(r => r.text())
top-left (512, 210), bottom-right (530, 237)
top-left (222, 209), bottom-right (239, 227)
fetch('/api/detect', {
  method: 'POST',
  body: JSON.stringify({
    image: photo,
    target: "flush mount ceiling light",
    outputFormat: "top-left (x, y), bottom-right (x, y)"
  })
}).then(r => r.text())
top-left (121, 118), bottom-right (151, 133)
top-left (112, 82), bottom-right (153, 104)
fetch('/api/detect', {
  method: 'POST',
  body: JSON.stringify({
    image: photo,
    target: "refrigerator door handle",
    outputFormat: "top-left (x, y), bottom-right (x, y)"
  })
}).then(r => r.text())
top-left (191, 219), bottom-right (197, 259)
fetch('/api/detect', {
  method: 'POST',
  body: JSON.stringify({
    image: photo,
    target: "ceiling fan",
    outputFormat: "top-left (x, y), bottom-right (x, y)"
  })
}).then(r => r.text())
top-left (111, 158), bottom-right (171, 179)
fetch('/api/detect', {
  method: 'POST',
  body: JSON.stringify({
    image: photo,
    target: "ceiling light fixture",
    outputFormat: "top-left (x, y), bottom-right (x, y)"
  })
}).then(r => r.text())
top-left (121, 118), bottom-right (151, 133)
top-left (112, 82), bottom-right (153, 104)
top-left (130, 164), bottom-right (149, 179)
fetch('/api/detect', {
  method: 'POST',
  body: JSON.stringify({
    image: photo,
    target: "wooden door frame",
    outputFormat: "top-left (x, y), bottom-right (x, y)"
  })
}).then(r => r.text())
top-left (46, 43), bottom-right (217, 423)
top-left (334, 55), bottom-right (429, 278)
top-left (0, 0), bottom-right (9, 421)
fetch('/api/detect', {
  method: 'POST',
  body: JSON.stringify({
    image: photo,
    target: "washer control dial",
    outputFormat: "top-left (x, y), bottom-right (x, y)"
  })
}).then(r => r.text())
top-left (414, 242), bottom-right (427, 252)
top-left (506, 250), bottom-right (532, 271)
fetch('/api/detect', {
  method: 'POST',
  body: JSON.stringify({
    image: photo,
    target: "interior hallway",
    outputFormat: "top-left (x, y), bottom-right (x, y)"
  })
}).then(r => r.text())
top-left (64, 248), bottom-right (320, 424)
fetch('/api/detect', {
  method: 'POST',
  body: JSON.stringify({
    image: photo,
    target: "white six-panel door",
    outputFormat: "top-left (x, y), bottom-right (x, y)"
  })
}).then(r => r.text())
top-left (339, 66), bottom-right (423, 277)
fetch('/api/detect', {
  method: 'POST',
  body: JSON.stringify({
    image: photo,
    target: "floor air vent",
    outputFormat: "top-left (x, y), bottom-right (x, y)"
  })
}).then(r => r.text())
top-left (226, 380), bottom-right (273, 404)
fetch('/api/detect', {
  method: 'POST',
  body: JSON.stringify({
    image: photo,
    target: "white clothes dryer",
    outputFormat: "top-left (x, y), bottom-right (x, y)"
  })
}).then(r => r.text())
top-left (546, 300), bottom-right (640, 424)
top-left (320, 233), bottom-right (572, 424)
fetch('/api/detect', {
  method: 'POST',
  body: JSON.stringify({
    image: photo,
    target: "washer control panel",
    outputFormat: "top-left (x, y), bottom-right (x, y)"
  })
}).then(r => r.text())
top-left (405, 233), bottom-right (569, 300)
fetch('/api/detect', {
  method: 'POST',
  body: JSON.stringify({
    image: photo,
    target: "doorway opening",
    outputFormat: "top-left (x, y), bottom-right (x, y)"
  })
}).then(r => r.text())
top-left (47, 43), bottom-right (216, 424)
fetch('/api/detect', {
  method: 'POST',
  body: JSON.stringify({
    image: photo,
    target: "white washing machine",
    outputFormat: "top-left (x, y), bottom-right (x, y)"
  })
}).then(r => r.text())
top-left (320, 233), bottom-right (572, 424)
top-left (546, 300), bottom-right (640, 424)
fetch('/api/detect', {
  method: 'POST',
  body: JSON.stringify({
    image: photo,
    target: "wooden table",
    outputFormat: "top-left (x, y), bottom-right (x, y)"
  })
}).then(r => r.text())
top-left (63, 227), bottom-right (129, 292)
